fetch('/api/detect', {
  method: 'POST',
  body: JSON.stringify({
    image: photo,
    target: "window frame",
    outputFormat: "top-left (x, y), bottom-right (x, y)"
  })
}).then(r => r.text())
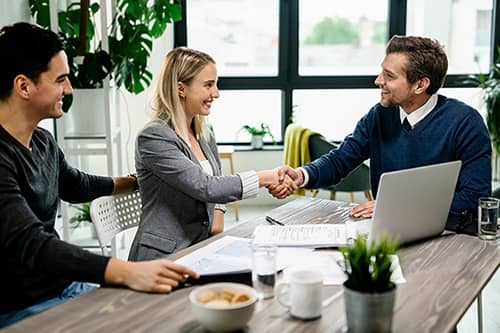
top-left (175, 0), bottom-right (500, 145)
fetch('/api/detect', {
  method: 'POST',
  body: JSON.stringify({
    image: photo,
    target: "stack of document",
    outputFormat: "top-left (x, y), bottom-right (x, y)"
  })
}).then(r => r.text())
top-left (252, 220), bottom-right (372, 247)
top-left (175, 236), bottom-right (312, 276)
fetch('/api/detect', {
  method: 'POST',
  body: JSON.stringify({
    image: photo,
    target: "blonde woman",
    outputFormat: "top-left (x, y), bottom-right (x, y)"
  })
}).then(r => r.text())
top-left (129, 47), bottom-right (294, 260)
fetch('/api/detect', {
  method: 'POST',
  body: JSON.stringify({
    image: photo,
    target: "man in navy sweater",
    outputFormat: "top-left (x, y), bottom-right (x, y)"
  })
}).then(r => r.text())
top-left (271, 35), bottom-right (491, 231)
top-left (0, 23), bottom-right (198, 328)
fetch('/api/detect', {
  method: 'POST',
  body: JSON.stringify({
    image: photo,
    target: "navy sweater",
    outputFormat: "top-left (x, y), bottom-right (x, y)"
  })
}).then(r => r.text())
top-left (304, 95), bottom-right (491, 214)
top-left (0, 126), bottom-right (114, 313)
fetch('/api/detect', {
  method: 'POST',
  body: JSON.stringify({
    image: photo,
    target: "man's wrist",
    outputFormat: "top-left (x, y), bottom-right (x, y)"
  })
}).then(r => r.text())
top-left (297, 167), bottom-right (308, 187)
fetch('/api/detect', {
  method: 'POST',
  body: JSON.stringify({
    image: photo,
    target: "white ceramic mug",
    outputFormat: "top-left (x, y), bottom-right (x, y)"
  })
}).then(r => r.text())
top-left (276, 270), bottom-right (324, 320)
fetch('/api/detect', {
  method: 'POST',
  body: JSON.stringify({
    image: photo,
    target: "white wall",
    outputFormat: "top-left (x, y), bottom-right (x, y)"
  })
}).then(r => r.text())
top-left (0, 1), bottom-right (30, 26)
top-left (119, 27), bottom-right (175, 174)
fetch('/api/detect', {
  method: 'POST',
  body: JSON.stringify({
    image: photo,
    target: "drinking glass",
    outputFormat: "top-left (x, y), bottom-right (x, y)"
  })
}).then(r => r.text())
top-left (478, 197), bottom-right (499, 240)
top-left (251, 243), bottom-right (277, 299)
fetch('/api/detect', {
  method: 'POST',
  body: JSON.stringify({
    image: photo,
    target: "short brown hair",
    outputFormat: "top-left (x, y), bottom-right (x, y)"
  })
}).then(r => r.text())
top-left (386, 35), bottom-right (448, 95)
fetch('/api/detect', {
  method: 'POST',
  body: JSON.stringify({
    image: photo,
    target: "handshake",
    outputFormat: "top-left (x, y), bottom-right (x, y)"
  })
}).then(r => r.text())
top-left (257, 166), bottom-right (376, 218)
top-left (258, 166), bottom-right (305, 199)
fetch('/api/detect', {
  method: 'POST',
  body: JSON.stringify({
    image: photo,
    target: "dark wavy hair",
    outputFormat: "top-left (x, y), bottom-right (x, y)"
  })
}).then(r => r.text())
top-left (386, 35), bottom-right (448, 95)
top-left (0, 22), bottom-right (64, 99)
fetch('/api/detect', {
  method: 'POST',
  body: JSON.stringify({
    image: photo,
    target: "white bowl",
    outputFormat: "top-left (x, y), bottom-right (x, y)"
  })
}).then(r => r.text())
top-left (189, 283), bottom-right (257, 332)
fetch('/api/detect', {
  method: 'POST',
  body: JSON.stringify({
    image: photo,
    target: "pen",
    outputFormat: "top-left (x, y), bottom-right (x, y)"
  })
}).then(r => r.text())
top-left (265, 215), bottom-right (284, 226)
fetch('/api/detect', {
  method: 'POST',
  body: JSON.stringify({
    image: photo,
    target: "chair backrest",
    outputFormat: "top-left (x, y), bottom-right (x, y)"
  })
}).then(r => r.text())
top-left (308, 134), bottom-right (371, 192)
top-left (90, 191), bottom-right (142, 256)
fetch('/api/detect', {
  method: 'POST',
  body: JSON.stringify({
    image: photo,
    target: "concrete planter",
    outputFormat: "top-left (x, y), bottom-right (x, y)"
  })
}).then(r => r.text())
top-left (343, 285), bottom-right (396, 333)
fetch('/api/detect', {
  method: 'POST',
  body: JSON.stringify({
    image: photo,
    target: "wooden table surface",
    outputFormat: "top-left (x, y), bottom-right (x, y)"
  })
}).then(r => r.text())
top-left (5, 197), bottom-right (500, 333)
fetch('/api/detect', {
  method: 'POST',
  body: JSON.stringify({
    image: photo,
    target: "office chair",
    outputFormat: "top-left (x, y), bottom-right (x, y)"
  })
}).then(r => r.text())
top-left (90, 190), bottom-right (142, 256)
top-left (283, 124), bottom-right (319, 196)
top-left (309, 134), bottom-right (372, 202)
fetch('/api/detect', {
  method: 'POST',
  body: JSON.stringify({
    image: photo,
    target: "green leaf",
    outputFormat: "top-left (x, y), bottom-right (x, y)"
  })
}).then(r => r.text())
top-left (29, 0), bottom-right (183, 94)
top-left (340, 234), bottom-right (398, 293)
top-left (68, 202), bottom-right (91, 228)
top-left (468, 45), bottom-right (500, 153)
top-left (29, 0), bottom-right (50, 27)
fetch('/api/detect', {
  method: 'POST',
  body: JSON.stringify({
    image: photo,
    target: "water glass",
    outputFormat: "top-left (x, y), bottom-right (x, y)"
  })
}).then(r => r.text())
top-left (478, 197), bottom-right (499, 240)
top-left (251, 243), bottom-right (277, 299)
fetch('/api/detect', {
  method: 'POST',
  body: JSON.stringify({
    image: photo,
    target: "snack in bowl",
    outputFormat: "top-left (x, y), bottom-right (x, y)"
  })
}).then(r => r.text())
top-left (198, 288), bottom-right (251, 307)
top-left (189, 283), bottom-right (257, 332)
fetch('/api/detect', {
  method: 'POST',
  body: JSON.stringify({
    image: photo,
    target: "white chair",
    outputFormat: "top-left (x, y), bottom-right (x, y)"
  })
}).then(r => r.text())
top-left (90, 191), bottom-right (142, 256)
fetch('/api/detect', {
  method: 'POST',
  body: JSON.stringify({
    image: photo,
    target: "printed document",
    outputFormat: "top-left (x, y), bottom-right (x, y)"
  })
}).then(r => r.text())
top-left (253, 220), bottom-right (372, 247)
top-left (174, 236), bottom-right (312, 276)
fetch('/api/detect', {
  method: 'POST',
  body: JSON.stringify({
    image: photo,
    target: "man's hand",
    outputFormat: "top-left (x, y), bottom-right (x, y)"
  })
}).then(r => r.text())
top-left (267, 166), bottom-right (303, 199)
top-left (349, 200), bottom-right (376, 218)
top-left (267, 174), bottom-right (298, 199)
top-left (105, 258), bottom-right (199, 293)
top-left (278, 165), bottom-right (304, 186)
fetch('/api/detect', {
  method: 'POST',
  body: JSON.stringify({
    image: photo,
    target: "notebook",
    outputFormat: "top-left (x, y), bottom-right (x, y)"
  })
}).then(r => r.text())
top-left (255, 160), bottom-right (461, 247)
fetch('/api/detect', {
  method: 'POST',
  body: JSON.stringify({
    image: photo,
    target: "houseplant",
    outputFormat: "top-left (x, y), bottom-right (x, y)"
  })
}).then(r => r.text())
top-left (339, 235), bottom-right (399, 333)
top-left (468, 46), bottom-right (500, 153)
top-left (28, 0), bottom-right (182, 94)
top-left (69, 202), bottom-right (97, 238)
top-left (241, 123), bottom-right (276, 149)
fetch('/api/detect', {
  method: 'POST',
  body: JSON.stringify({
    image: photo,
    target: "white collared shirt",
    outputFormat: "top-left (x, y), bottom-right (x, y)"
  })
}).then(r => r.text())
top-left (399, 94), bottom-right (438, 128)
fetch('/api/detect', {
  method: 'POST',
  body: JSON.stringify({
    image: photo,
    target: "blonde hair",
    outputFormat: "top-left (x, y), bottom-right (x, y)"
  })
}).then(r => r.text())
top-left (152, 47), bottom-right (215, 143)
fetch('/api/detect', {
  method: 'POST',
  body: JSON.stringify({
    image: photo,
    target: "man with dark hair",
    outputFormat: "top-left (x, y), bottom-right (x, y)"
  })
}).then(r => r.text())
top-left (0, 22), bottom-right (198, 328)
top-left (271, 35), bottom-right (491, 228)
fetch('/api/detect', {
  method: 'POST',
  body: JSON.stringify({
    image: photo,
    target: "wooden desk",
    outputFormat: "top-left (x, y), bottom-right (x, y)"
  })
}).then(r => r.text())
top-left (6, 198), bottom-right (499, 333)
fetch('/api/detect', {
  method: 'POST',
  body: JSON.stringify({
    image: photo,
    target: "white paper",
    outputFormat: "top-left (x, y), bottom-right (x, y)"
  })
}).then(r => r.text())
top-left (282, 251), bottom-right (406, 285)
top-left (174, 236), bottom-right (313, 276)
top-left (252, 220), bottom-right (373, 248)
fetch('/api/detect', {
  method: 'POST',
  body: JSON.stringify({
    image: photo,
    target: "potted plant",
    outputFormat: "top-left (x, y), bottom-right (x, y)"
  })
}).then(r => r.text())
top-left (339, 235), bottom-right (399, 333)
top-left (29, 0), bottom-right (182, 94)
top-left (29, 0), bottom-right (181, 134)
top-left (241, 123), bottom-right (276, 149)
top-left (69, 202), bottom-right (96, 238)
top-left (467, 46), bottom-right (500, 154)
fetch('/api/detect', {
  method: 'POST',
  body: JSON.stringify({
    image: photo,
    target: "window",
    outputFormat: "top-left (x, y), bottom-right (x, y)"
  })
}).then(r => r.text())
top-left (293, 89), bottom-right (380, 140)
top-left (176, 0), bottom-right (500, 144)
top-left (299, 0), bottom-right (388, 75)
top-left (209, 90), bottom-right (282, 143)
top-left (186, 0), bottom-right (279, 76)
top-left (406, 0), bottom-right (493, 73)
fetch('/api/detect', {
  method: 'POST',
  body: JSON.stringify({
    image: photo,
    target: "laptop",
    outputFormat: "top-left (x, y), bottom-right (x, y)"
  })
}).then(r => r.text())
top-left (255, 161), bottom-right (461, 247)
top-left (368, 160), bottom-right (461, 244)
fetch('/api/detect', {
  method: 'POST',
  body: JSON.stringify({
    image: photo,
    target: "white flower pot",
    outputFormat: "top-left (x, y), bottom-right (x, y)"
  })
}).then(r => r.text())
top-left (62, 88), bottom-right (105, 136)
top-left (251, 135), bottom-right (264, 149)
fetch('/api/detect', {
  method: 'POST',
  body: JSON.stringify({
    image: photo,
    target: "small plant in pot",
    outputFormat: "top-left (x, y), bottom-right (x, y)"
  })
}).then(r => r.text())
top-left (69, 202), bottom-right (96, 238)
top-left (241, 123), bottom-right (276, 149)
top-left (339, 234), bottom-right (399, 333)
top-left (467, 46), bottom-right (500, 153)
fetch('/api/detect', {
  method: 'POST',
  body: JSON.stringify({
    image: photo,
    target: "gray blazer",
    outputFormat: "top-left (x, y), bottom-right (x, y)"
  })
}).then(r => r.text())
top-left (128, 120), bottom-right (243, 261)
